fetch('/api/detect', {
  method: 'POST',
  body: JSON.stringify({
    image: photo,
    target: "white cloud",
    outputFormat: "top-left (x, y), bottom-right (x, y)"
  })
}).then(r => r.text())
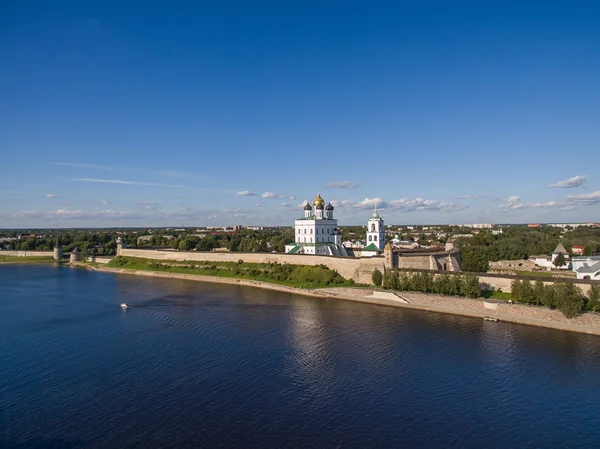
top-left (137, 201), bottom-right (160, 210)
top-left (455, 195), bottom-right (483, 200)
top-left (101, 199), bottom-right (111, 206)
top-left (353, 197), bottom-right (386, 209)
top-left (261, 192), bottom-right (277, 199)
top-left (44, 193), bottom-right (57, 198)
top-left (289, 195), bottom-right (297, 200)
top-left (505, 196), bottom-right (520, 203)
top-left (531, 201), bottom-right (559, 208)
top-left (330, 199), bottom-right (354, 208)
top-left (548, 175), bottom-right (587, 188)
top-left (387, 197), bottom-right (461, 212)
top-left (325, 181), bottom-right (359, 189)
top-left (236, 190), bottom-right (256, 196)
top-left (281, 202), bottom-right (289, 207)
top-left (567, 191), bottom-right (600, 206)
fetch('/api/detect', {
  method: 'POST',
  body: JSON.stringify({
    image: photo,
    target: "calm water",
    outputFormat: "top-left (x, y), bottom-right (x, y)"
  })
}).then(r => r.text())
top-left (2, 265), bottom-right (600, 448)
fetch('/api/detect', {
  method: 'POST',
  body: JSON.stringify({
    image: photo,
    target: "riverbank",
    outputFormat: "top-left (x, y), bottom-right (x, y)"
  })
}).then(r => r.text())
top-left (0, 256), bottom-right (57, 264)
top-left (83, 263), bottom-right (600, 336)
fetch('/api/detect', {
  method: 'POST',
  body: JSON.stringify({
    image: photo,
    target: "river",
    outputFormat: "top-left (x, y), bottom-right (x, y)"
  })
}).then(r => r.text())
top-left (2, 265), bottom-right (600, 448)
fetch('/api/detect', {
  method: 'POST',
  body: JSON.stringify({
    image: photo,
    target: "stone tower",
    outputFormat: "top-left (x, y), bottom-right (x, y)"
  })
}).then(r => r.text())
top-left (116, 235), bottom-right (125, 256)
top-left (53, 237), bottom-right (63, 260)
top-left (384, 241), bottom-right (394, 270)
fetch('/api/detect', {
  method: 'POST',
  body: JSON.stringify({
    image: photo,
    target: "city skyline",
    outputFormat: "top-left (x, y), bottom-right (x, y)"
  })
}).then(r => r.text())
top-left (2, 2), bottom-right (599, 227)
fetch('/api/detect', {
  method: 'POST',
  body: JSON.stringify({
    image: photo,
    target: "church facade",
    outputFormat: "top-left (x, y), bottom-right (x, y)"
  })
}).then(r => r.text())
top-left (285, 194), bottom-right (348, 256)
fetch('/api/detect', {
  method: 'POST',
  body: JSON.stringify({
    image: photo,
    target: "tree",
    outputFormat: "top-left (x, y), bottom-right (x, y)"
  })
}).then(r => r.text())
top-left (372, 268), bottom-right (383, 287)
top-left (533, 280), bottom-right (545, 306)
top-left (511, 279), bottom-right (522, 302)
top-left (460, 275), bottom-right (481, 298)
top-left (542, 284), bottom-right (556, 308)
top-left (520, 280), bottom-right (535, 304)
top-left (587, 285), bottom-right (600, 312)
top-left (555, 283), bottom-right (584, 318)
top-left (554, 252), bottom-right (567, 268)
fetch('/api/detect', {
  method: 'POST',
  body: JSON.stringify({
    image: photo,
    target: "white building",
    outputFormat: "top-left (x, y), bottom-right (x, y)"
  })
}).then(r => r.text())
top-left (362, 208), bottom-right (386, 257)
top-left (572, 255), bottom-right (600, 280)
top-left (462, 223), bottom-right (494, 229)
top-left (532, 243), bottom-right (571, 270)
top-left (285, 194), bottom-right (348, 256)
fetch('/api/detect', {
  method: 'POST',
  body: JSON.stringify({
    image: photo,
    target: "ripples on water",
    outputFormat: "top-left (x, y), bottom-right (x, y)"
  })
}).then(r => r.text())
top-left (2, 265), bottom-right (600, 448)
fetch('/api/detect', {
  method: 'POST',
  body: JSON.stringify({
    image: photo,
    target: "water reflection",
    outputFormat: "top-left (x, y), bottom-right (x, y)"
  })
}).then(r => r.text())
top-left (4, 265), bottom-right (600, 448)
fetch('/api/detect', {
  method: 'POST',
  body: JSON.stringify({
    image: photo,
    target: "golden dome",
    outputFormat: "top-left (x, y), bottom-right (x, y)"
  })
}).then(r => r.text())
top-left (313, 193), bottom-right (325, 207)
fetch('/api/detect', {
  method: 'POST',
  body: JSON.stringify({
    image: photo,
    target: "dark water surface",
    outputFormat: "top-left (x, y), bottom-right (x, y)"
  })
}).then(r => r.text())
top-left (2, 265), bottom-right (600, 448)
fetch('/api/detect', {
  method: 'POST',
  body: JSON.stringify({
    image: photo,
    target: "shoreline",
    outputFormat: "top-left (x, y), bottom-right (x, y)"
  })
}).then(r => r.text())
top-left (83, 264), bottom-right (600, 336)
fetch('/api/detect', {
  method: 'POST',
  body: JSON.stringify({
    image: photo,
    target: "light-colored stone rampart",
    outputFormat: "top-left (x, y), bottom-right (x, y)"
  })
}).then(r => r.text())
top-left (120, 248), bottom-right (371, 281)
top-left (118, 248), bottom-right (596, 293)
top-left (0, 250), bottom-right (54, 257)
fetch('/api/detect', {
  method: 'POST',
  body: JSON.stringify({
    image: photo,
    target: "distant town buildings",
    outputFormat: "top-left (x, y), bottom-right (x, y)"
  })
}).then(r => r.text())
top-left (462, 223), bottom-right (493, 229)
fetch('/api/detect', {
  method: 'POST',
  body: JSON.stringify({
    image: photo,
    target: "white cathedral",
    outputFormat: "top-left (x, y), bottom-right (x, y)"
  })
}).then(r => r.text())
top-left (285, 194), bottom-right (349, 256)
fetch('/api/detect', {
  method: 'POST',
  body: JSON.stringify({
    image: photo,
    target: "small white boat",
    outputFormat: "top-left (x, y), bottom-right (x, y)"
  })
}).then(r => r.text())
top-left (120, 303), bottom-right (128, 309)
top-left (484, 316), bottom-right (498, 322)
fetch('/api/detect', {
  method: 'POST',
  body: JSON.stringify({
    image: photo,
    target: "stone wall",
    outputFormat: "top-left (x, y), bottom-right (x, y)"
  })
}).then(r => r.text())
top-left (0, 250), bottom-right (54, 257)
top-left (489, 259), bottom-right (536, 270)
top-left (118, 248), bottom-right (596, 293)
top-left (120, 248), bottom-right (371, 281)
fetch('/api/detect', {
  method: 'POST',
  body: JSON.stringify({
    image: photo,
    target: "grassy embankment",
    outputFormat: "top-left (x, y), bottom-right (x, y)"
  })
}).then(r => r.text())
top-left (0, 255), bottom-right (56, 264)
top-left (107, 256), bottom-right (356, 289)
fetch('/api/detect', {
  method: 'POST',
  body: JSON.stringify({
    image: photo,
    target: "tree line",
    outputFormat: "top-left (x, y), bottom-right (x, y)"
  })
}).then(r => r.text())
top-left (511, 279), bottom-right (600, 318)
top-left (455, 226), bottom-right (600, 272)
top-left (371, 269), bottom-right (482, 298)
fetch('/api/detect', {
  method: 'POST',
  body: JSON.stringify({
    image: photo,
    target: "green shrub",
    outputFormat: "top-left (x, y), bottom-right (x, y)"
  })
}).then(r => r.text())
top-left (372, 268), bottom-right (383, 287)
top-left (587, 285), bottom-right (600, 312)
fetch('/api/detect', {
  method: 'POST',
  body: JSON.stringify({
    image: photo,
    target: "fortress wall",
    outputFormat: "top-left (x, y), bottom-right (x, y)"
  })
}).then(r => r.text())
top-left (0, 250), bottom-right (53, 257)
top-left (397, 255), bottom-right (432, 270)
top-left (119, 248), bottom-right (363, 280)
top-left (119, 249), bottom-right (592, 293)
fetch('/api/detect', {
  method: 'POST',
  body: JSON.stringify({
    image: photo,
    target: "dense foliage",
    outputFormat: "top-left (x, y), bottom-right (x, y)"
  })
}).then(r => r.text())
top-left (0, 228), bottom-right (296, 254)
top-left (456, 226), bottom-right (600, 272)
top-left (107, 256), bottom-right (353, 289)
top-left (380, 270), bottom-right (481, 298)
top-left (510, 279), bottom-right (594, 318)
top-left (371, 268), bottom-right (383, 287)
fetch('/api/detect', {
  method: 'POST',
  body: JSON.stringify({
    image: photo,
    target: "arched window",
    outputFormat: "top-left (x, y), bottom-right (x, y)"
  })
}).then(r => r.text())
top-left (304, 229), bottom-right (306, 234)
top-left (371, 224), bottom-right (375, 232)
top-left (369, 236), bottom-right (372, 241)
top-left (374, 236), bottom-right (377, 241)
top-left (310, 229), bottom-right (313, 234)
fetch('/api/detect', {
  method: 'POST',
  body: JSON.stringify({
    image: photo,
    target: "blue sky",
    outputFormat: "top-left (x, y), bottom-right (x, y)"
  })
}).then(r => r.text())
top-left (1, 1), bottom-right (599, 227)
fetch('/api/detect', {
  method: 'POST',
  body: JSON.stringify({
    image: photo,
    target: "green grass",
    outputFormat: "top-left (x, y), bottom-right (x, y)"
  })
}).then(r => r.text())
top-left (0, 255), bottom-right (57, 264)
top-left (481, 290), bottom-right (513, 300)
top-left (107, 256), bottom-right (355, 289)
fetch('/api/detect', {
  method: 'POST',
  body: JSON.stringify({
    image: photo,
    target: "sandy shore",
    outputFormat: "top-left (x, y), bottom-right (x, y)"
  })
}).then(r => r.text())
top-left (86, 264), bottom-right (600, 336)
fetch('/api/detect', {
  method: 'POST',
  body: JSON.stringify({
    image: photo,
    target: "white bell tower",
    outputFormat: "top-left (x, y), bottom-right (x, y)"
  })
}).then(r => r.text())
top-left (366, 206), bottom-right (385, 251)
